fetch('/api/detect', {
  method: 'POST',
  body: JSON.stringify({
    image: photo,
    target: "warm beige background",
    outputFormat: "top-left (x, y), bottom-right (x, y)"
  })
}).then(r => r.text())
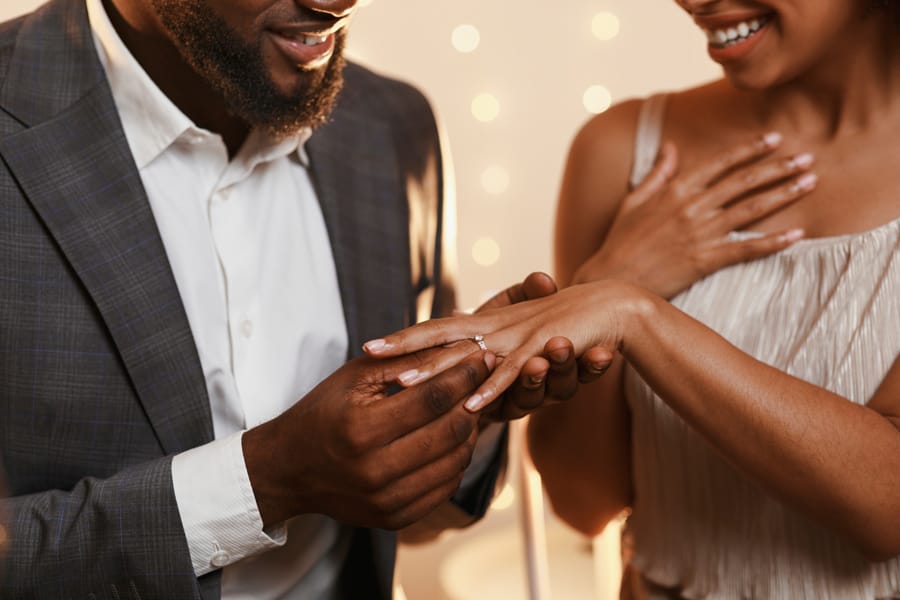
top-left (1, 1), bottom-right (720, 598)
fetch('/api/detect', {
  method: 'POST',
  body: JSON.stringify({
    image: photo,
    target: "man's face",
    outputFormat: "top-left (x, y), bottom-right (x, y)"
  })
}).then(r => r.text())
top-left (150, 0), bottom-right (358, 136)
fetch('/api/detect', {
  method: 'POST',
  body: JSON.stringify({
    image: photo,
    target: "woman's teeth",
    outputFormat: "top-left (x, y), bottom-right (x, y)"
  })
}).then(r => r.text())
top-left (706, 17), bottom-right (769, 48)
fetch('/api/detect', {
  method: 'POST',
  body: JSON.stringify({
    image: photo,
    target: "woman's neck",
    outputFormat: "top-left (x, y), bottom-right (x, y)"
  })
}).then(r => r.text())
top-left (749, 16), bottom-right (900, 140)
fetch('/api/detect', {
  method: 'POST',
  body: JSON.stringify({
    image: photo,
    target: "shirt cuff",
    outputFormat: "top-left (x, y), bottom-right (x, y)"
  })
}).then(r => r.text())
top-left (172, 431), bottom-right (286, 576)
top-left (457, 422), bottom-right (505, 494)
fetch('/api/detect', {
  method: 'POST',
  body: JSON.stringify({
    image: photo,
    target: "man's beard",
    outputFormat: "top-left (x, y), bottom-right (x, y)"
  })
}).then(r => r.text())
top-left (151, 0), bottom-right (346, 137)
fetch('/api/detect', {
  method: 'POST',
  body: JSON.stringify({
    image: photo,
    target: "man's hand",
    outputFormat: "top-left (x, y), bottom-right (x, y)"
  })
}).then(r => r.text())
top-left (474, 272), bottom-right (612, 421)
top-left (242, 350), bottom-right (490, 530)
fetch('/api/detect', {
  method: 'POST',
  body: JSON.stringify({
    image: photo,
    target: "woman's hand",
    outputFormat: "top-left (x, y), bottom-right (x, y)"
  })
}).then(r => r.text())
top-left (364, 280), bottom-right (643, 413)
top-left (573, 133), bottom-right (815, 297)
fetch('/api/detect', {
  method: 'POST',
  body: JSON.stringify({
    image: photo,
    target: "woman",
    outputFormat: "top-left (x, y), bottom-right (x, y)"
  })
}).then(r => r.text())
top-left (366, 0), bottom-right (900, 597)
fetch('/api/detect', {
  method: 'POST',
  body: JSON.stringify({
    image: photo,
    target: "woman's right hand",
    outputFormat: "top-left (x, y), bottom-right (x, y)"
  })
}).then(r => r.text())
top-left (573, 133), bottom-right (816, 298)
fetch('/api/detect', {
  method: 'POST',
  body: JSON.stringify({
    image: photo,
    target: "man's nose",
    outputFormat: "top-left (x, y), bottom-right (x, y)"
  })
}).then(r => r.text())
top-left (299, 0), bottom-right (357, 19)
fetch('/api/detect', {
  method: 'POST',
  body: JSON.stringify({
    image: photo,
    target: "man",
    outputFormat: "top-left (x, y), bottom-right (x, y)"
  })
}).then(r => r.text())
top-left (0, 0), bottom-right (594, 598)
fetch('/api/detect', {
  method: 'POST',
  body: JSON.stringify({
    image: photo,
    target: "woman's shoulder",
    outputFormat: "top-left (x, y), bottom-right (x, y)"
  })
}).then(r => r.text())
top-left (569, 80), bottom-right (728, 176)
top-left (555, 81), bottom-right (734, 271)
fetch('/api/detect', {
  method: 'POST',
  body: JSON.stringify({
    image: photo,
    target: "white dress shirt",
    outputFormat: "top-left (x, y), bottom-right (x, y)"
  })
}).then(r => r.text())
top-left (87, 1), bottom-right (351, 597)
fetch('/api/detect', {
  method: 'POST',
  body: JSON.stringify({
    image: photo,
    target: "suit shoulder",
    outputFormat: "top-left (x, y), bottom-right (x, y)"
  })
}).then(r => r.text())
top-left (0, 14), bottom-right (27, 89)
top-left (339, 62), bottom-right (436, 129)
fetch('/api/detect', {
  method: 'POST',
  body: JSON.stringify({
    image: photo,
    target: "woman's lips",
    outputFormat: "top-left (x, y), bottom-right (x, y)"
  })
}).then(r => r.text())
top-left (702, 14), bottom-right (773, 63)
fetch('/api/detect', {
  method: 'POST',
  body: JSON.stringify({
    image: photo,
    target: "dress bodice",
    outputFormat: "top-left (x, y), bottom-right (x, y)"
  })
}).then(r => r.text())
top-left (624, 95), bottom-right (900, 599)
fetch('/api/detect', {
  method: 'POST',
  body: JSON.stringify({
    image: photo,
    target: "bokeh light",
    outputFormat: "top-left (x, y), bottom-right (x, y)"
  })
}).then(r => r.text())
top-left (583, 85), bottom-right (613, 114)
top-left (481, 166), bottom-right (510, 195)
top-left (592, 12), bottom-right (621, 41)
top-left (452, 24), bottom-right (481, 53)
top-left (472, 237), bottom-right (501, 267)
top-left (471, 93), bottom-right (501, 122)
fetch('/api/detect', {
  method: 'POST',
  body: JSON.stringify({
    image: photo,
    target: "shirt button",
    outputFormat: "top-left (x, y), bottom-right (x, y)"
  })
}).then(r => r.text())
top-left (240, 320), bottom-right (254, 339)
top-left (215, 189), bottom-right (231, 203)
top-left (210, 549), bottom-right (230, 568)
top-left (188, 133), bottom-right (205, 145)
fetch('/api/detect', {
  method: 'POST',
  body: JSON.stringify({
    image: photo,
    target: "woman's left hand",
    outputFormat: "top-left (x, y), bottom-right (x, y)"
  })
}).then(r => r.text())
top-left (364, 280), bottom-right (641, 413)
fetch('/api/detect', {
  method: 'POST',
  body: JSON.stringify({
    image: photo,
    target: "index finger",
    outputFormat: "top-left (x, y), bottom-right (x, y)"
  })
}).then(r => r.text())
top-left (368, 351), bottom-right (490, 444)
top-left (680, 131), bottom-right (782, 190)
top-left (363, 315), bottom-right (485, 357)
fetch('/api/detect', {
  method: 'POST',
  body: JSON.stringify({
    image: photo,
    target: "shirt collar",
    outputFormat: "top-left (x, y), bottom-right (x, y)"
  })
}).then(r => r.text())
top-left (85, 0), bottom-right (311, 170)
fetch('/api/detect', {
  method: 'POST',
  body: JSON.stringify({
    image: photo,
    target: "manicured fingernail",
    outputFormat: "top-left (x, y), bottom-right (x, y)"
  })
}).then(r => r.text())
top-left (465, 393), bottom-right (485, 412)
top-left (484, 352), bottom-right (497, 370)
top-left (398, 369), bottom-right (427, 386)
top-left (780, 228), bottom-right (805, 243)
top-left (793, 173), bottom-right (818, 191)
top-left (789, 153), bottom-right (814, 169)
top-left (363, 339), bottom-right (389, 353)
top-left (762, 132), bottom-right (782, 147)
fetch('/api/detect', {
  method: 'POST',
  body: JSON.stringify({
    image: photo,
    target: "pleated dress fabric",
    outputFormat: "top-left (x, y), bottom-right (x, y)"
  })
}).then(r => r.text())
top-left (622, 95), bottom-right (900, 599)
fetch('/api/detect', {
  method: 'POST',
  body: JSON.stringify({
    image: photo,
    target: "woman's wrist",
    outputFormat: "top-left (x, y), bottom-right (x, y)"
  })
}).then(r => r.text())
top-left (571, 249), bottom-right (629, 285)
top-left (603, 281), bottom-right (662, 357)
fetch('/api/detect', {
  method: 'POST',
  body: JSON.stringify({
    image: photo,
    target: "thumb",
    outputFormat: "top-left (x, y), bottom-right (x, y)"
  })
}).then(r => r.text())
top-left (475, 272), bottom-right (557, 312)
top-left (620, 141), bottom-right (678, 212)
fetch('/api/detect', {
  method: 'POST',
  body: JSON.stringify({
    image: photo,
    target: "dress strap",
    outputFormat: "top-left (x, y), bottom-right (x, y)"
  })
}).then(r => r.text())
top-left (629, 94), bottom-right (669, 190)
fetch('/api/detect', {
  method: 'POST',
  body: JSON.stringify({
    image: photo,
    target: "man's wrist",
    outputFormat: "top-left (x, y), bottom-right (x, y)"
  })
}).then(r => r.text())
top-left (242, 419), bottom-right (294, 528)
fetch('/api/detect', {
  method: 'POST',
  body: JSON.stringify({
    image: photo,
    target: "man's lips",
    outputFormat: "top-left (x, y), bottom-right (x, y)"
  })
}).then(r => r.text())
top-left (267, 18), bottom-right (349, 69)
top-left (268, 16), bottom-right (351, 41)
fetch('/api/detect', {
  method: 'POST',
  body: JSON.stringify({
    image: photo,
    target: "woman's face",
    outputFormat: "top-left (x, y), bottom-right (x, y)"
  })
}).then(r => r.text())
top-left (674, 0), bottom-right (872, 89)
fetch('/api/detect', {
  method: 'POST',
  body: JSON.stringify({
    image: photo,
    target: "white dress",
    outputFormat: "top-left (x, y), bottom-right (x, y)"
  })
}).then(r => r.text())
top-left (623, 95), bottom-right (900, 599)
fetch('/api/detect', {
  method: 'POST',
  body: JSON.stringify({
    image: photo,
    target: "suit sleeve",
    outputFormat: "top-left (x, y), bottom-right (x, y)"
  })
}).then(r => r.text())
top-left (1, 458), bottom-right (204, 600)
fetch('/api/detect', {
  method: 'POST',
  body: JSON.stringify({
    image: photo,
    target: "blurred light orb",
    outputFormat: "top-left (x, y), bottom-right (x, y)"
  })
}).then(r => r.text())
top-left (451, 24), bottom-right (481, 53)
top-left (481, 166), bottom-right (510, 195)
top-left (583, 85), bottom-right (613, 114)
top-left (472, 237), bottom-right (501, 267)
top-left (471, 93), bottom-right (501, 122)
top-left (592, 12), bottom-right (621, 41)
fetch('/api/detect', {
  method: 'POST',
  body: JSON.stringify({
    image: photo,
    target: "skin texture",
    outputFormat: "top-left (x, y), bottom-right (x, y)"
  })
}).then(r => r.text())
top-left (365, 0), bottom-right (900, 564)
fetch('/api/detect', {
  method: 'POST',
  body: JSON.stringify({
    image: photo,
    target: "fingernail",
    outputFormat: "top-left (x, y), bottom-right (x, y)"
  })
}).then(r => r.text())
top-left (549, 348), bottom-right (570, 364)
top-left (779, 228), bottom-right (805, 243)
top-left (762, 131), bottom-right (783, 147)
top-left (398, 369), bottom-right (427, 386)
top-left (465, 393), bottom-right (485, 412)
top-left (484, 352), bottom-right (497, 370)
top-left (363, 339), bottom-right (389, 354)
top-left (530, 374), bottom-right (546, 386)
top-left (793, 173), bottom-right (818, 191)
top-left (592, 363), bottom-right (610, 375)
top-left (789, 153), bottom-right (814, 169)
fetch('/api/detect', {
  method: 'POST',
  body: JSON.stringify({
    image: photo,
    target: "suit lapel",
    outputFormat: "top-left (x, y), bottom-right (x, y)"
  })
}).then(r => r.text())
top-left (0, 0), bottom-right (212, 454)
top-left (308, 103), bottom-right (412, 358)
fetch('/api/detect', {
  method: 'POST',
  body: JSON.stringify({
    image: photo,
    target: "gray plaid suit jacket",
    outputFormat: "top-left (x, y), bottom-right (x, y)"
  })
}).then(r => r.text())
top-left (0, 1), bottom-right (503, 598)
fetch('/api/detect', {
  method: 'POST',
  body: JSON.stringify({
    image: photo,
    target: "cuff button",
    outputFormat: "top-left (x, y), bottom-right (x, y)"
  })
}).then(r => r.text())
top-left (210, 549), bottom-right (230, 568)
